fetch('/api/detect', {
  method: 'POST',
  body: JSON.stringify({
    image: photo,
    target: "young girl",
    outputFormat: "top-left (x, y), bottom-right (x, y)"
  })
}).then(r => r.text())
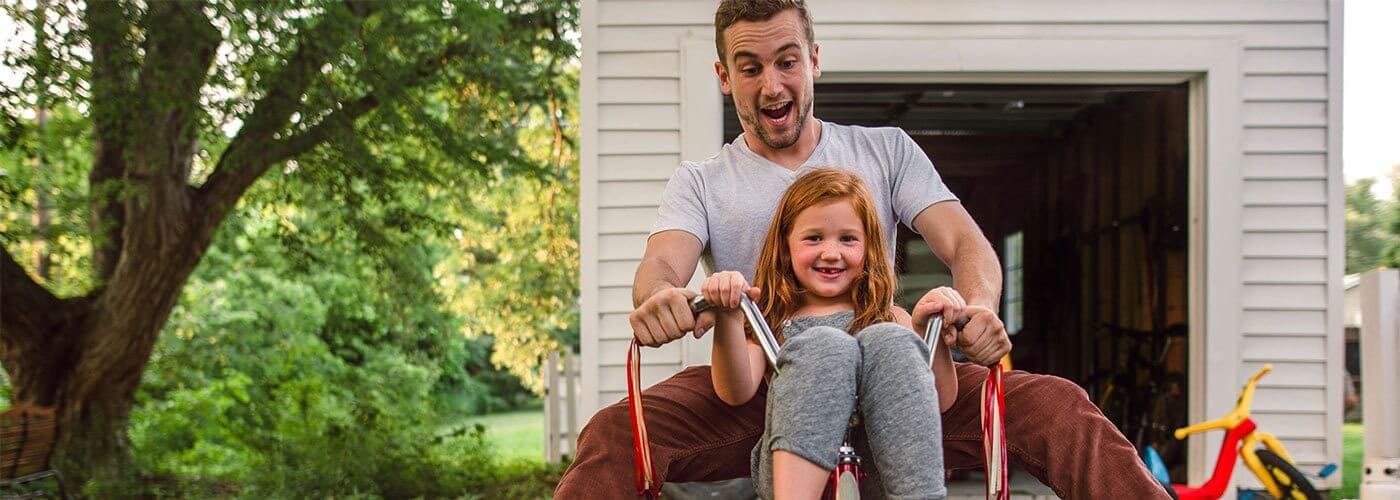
top-left (703, 168), bottom-right (961, 500)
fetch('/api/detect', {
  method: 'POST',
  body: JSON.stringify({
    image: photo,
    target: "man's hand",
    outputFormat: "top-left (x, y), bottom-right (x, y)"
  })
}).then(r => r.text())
top-left (954, 305), bottom-right (1011, 365)
top-left (630, 287), bottom-right (711, 347)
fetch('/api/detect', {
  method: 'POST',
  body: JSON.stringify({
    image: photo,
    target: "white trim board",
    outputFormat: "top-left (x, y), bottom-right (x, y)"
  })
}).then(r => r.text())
top-left (600, 0), bottom-right (1326, 27)
top-left (680, 34), bottom-right (1244, 489)
top-left (579, 0), bottom-right (603, 421)
top-left (1323, 0), bottom-right (1345, 489)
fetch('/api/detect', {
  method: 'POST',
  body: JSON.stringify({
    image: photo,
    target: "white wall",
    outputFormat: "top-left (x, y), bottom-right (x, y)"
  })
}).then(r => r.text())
top-left (579, 0), bottom-right (1343, 488)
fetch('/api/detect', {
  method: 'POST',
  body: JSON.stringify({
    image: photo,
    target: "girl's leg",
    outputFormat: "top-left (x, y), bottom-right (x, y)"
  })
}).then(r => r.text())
top-left (856, 322), bottom-right (946, 500)
top-left (754, 326), bottom-right (861, 500)
top-left (773, 451), bottom-right (830, 500)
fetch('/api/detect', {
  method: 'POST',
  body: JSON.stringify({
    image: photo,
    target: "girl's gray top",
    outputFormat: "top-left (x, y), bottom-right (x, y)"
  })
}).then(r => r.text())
top-left (780, 309), bottom-right (858, 341)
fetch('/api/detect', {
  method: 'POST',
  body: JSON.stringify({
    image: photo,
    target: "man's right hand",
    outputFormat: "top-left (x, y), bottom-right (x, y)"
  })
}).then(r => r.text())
top-left (630, 287), bottom-right (715, 347)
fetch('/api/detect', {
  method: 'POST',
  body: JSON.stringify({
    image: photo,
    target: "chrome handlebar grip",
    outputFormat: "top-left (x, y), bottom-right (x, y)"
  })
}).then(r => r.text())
top-left (690, 295), bottom-right (781, 375)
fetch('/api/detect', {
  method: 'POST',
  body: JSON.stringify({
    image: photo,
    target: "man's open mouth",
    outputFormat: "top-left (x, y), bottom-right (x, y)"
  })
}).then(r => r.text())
top-left (761, 102), bottom-right (793, 122)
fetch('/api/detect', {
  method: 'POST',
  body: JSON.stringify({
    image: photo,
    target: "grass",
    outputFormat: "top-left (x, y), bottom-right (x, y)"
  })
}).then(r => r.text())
top-left (1333, 423), bottom-right (1363, 500)
top-left (462, 408), bottom-right (546, 461)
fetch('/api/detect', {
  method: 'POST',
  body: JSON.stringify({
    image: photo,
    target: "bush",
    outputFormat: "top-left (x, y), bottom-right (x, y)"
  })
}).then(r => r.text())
top-left (127, 223), bottom-right (557, 497)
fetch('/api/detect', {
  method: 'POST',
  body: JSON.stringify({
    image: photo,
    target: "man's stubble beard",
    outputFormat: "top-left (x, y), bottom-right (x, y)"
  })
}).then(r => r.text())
top-left (739, 94), bottom-right (812, 151)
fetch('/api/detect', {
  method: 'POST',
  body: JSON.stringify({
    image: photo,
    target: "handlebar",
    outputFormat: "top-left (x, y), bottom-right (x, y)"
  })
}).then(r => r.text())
top-left (691, 295), bottom-right (968, 374)
top-left (690, 295), bottom-right (782, 375)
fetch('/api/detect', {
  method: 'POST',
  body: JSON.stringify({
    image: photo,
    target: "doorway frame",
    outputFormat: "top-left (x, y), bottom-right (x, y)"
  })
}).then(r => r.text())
top-left (680, 33), bottom-right (1242, 485)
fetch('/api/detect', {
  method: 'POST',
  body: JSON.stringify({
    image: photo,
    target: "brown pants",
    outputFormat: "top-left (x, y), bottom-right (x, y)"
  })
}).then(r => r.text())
top-left (555, 363), bottom-right (1170, 499)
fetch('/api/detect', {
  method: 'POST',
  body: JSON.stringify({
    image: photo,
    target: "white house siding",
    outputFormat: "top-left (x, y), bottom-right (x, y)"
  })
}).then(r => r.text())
top-left (579, 0), bottom-right (1342, 488)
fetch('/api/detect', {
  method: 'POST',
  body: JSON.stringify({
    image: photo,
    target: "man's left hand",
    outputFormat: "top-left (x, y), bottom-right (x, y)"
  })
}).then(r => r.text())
top-left (955, 305), bottom-right (1012, 366)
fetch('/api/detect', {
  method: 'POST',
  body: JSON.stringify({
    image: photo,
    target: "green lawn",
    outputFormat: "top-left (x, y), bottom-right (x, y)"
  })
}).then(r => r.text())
top-left (1333, 423), bottom-right (1363, 500)
top-left (463, 408), bottom-right (545, 461)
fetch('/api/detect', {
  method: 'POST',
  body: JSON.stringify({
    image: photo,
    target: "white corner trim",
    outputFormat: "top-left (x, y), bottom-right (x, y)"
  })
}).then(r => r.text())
top-left (679, 31), bottom-right (723, 367)
top-left (579, 0), bottom-right (602, 421)
top-left (1323, 0), bottom-right (1346, 489)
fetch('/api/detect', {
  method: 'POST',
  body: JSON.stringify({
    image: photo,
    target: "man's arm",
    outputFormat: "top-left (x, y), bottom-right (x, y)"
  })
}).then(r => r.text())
top-left (632, 231), bottom-right (702, 306)
top-left (629, 230), bottom-right (710, 346)
top-left (912, 200), bottom-right (1001, 309)
top-left (911, 200), bottom-right (1011, 365)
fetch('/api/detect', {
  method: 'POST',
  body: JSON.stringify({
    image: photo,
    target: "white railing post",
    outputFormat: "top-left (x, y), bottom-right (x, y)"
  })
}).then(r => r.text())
top-left (545, 351), bottom-right (561, 463)
top-left (565, 352), bottom-right (579, 458)
top-left (1361, 269), bottom-right (1400, 499)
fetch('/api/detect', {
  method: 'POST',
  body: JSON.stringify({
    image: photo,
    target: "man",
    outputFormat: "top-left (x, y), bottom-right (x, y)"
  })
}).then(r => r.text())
top-left (556, 1), bottom-right (1170, 498)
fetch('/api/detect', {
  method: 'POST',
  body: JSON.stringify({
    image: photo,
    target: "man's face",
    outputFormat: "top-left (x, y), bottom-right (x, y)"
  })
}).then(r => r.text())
top-left (716, 9), bottom-right (820, 151)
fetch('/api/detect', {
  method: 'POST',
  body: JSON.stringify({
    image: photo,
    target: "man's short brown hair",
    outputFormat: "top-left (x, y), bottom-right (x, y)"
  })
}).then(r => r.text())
top-left (714, 0), bottom-right (815, 67)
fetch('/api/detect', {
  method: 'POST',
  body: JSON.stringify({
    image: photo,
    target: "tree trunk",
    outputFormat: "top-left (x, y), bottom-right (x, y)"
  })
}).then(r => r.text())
top-left (34, 105), bottom-right (51, 281)
top-left (3, 224), bottom-right (208, 492)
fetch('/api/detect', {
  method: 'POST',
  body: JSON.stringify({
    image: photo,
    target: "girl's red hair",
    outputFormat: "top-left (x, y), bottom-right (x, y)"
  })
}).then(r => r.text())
top-left (754, 168), bottom-right (896, 341)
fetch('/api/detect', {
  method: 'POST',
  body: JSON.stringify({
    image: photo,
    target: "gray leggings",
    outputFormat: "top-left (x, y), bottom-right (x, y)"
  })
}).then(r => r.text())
top-left (751, 315), bottom-right (946, 500)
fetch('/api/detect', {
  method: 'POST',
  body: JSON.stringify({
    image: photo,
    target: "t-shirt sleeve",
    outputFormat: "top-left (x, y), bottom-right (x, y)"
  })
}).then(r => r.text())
top-left (649, 164), bottom-right (709, 247)
top-left (889, 130), bottom-right (959, 231)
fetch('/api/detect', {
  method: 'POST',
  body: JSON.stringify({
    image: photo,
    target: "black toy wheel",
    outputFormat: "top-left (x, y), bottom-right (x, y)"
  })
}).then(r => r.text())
top-left (1255, 448), bottom-right (1322, 500)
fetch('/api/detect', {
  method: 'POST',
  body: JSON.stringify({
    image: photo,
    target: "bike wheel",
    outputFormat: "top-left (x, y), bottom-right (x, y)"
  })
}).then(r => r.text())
top-left (1255, 449), bottom-right (1322, 500)
top-left (833, 470), bottom-right (860, 500)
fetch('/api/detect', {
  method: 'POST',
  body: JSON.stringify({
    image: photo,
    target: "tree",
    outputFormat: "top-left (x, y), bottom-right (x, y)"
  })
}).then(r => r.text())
top-left (441, 69), bottom-right (580, 391)
top-left (0, 0), bottom-right (575, 488)
top-left (1384, 167), bottom-right (1400, 268)
top-left (1345, 177), bottom-right (1393, 273)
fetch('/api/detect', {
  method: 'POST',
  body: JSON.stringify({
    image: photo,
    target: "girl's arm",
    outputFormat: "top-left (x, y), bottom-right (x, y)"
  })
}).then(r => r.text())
top-left (933, 331), bottom-right (958, 413)
top-left (703, 271), bottom-right (767, 406)
top-left (710, 310), bottom-right (768, 406)
top-left (894, 306), bottom-right (959, 413)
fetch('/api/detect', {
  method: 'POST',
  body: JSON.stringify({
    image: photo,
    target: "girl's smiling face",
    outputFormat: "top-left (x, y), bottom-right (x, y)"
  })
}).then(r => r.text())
top-left (787, 199), bottom-right (866, 306)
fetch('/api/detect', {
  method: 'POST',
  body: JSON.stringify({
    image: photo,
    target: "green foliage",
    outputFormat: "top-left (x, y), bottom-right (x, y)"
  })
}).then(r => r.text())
top-left (441, 70), bottom-right (581, 391)
top-left (125, 140), bottom-right (555, 494)
top-left (2, 0), bottom-right (579, 495)
top-left (1346, 175), bottom-right (1400, 273)
top-left (1386, 175), bottom-right (1400, 268)
top-left (0, 104), bottom-right (97, 296)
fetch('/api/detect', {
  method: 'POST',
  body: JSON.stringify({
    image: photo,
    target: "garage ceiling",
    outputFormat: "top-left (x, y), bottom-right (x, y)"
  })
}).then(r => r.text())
top-left (724, 83), bottom-right (1176, 138)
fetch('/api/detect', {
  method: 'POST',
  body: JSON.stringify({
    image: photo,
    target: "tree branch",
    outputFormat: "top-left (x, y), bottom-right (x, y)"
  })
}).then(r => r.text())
top-left (198, 3), bottom-right (374, 210)
top-left (125, 0), bottom-right (219, 180)
top-left (198, 37), bottom-right (476, 222)
top-left (83, 1), bottom-right (138, 140)
top-left (0, 244), bottom-right (61, 348)
top-left (82, 0), bottom-right (139, 282)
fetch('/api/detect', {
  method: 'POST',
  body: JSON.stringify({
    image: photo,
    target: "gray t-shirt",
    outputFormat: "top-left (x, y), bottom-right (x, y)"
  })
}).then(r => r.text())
top-left (649, 120), bottom-right (958, 280)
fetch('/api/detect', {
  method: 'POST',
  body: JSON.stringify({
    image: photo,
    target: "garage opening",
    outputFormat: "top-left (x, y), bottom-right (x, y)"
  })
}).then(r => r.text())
top-left (726, 83), bottom-right (1193, 479)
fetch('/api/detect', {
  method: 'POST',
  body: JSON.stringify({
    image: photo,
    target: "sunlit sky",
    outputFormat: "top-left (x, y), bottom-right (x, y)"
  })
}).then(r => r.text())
top-left (1344, 0), bottom-right (1400, 198)
top-left (2, 3), bottom-right (1397, 196)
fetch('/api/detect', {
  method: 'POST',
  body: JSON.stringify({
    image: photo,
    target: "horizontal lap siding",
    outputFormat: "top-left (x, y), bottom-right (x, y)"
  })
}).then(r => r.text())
top-left (1233, 7), bottom-right (1332, 477)
top-left (599, 180), bottom-right (669, 208)
top-left (583, 0), bottom-right (1337, 476)
top-left (586, 9), bottom-right (689, 419)
top-left (599, 233), bottom-right (647, 260)
top-left (600, 78), bottom-right (680, 104)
